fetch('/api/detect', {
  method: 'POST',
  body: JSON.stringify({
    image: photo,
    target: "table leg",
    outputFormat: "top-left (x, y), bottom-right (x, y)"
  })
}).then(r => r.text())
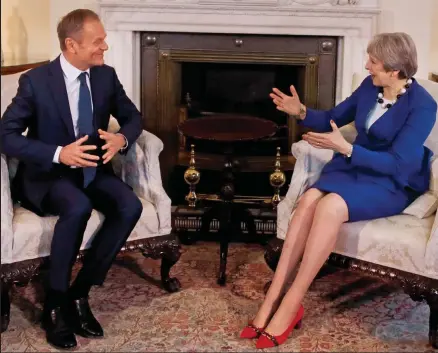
top-left (217, 150), bottom-right (235, 285)
top-left (199, 149), bottom-right (258, 285)
top-left (217, 201), bottom-right (232, 286)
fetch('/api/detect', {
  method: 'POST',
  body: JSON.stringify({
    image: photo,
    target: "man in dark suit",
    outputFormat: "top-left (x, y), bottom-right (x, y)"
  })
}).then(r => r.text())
top-left (1, 9), bottom-right (144, 349)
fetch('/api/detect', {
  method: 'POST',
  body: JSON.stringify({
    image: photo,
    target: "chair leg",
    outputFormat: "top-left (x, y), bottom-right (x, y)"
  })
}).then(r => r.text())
top-left (263, 238), bottom-right (282, 294)
top-left (140, 234), bottom-right (182, 293)
top-left (428, 299), bottom-right (438, 349)
top-left (159, 234), bottom-right (182, 293)
top-left (161, 251), bottom-right (181, 293)
top-left (1, 281), bottom-right (11, 333)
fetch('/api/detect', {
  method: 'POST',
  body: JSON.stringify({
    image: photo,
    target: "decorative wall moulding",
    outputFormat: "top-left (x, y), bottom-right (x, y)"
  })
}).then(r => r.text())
top-left (97, 0), bottom-right (380, 108)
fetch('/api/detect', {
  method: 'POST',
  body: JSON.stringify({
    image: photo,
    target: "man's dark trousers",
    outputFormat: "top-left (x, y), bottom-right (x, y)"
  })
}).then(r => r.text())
top-left (44, 168), bottom-right (143, 293)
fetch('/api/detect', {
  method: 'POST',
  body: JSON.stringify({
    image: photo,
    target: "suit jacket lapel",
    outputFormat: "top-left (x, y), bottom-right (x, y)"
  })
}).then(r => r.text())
top-left (47, 56), bottom-right (75, 139)
top-left (356, 83), bottom-right (378, 133)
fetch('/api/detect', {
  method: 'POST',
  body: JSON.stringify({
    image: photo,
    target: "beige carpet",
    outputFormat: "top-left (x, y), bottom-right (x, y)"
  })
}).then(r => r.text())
top-left (0, 242), bottom-right (435, 352)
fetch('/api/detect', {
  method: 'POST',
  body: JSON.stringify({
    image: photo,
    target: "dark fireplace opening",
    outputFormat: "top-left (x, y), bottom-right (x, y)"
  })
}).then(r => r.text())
top-left (140, 32), bottom-right (338, 203)
top-left (180, 62), bottom-right (305, 156)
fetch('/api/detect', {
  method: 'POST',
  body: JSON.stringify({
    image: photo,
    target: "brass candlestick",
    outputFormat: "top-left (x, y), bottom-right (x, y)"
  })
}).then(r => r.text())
top-left (184, 144), bottom-right (201, 207)
top-left (269, 147), bottom-right (286, 209)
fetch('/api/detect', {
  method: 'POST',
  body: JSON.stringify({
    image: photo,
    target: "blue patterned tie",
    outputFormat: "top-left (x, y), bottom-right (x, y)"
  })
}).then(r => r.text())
top-left (77, 72), bottom-right (96, 187)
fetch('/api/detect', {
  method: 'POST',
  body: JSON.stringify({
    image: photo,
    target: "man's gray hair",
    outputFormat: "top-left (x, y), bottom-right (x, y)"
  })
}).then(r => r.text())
top-left (367, 32), bottom-right (418, 79)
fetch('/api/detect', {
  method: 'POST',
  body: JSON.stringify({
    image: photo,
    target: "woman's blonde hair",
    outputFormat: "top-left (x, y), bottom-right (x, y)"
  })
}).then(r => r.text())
top-left (367, 32), bottom-right (418, 79)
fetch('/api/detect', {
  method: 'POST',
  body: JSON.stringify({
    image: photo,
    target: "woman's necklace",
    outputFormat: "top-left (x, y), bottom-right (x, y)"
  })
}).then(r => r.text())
top-left (377, 78), bottom-right (412, 109)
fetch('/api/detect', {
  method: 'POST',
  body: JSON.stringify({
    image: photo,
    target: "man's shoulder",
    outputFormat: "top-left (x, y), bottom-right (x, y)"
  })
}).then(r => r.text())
top-left (23, 61), bottom-right (52, 81)
top-left (91, 64), bottom-right (115, 75)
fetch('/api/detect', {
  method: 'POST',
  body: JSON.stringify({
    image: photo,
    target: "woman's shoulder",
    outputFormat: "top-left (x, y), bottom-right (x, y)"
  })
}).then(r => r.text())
top-left (409, 79), bottom-right (438, 111)
top-left (357, 74), bottom-right (374, 89)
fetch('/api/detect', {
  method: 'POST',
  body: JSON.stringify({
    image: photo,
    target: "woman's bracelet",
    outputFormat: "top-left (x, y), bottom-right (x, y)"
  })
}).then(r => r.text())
top-left (290, 104), bottom-right (307, 120)
top-left (343, 144), bottom-right (353, 158)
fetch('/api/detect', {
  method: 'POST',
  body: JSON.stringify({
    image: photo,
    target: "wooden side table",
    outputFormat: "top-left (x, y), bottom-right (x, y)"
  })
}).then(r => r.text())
top-left (1, 59), bottom-right (49, 75)
top-left (431, 72), bottom-right (438, 83)
top-left (178, 114), bottom-right (278, 285)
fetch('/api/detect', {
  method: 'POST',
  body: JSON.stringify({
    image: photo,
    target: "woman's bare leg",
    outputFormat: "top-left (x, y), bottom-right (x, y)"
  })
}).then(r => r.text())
top-left (263, 193), bottom-right (349, 335)
top-left (251, 188), bottom-right (325, 329)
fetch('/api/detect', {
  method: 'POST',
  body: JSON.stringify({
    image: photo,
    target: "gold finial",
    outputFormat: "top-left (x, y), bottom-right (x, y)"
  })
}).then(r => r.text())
top-left (183, 145), bottom-right (201, 207)
top-left (269, 147), bottom-right (286, 209)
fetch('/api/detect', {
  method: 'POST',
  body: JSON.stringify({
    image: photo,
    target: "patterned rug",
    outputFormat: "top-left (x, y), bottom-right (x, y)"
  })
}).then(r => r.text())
top-left (1, 242), bottom-right (435, 352)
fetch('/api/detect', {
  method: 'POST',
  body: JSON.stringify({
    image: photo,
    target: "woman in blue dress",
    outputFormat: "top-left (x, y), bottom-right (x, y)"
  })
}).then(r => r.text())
top-left (240, 32), bottom-right (437, 348)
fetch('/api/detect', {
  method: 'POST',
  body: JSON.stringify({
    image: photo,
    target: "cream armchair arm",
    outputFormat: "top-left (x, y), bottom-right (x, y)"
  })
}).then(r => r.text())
top-left (1, 154), bottom-right (14, 264)
top-left (424, 159), bottom-right (438, 277)
top-left (425, 213), bottom-right (438, 277)
top-left (276, 124), bottom-right (356, 240)
top-left (111, 130), bottom-right (172, 235)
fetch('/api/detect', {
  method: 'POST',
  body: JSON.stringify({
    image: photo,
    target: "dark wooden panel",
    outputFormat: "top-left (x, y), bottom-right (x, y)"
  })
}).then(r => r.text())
top-left (317, 52), bottom-right (338, 109)
top-left (141, 48), bottom-right (159, 132)
top-left (156, 33), bottom-right (326, 54)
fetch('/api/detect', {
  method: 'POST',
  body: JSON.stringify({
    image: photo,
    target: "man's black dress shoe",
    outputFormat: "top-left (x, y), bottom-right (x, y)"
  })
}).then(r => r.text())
top-left (68, 297), bottom-right (103, 338)
top-left (41, 306), bottom-right (77, 349)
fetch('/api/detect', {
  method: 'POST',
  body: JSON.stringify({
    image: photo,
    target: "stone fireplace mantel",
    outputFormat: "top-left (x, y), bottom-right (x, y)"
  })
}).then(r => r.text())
top-left (98, 0), bottom-right (380, 108)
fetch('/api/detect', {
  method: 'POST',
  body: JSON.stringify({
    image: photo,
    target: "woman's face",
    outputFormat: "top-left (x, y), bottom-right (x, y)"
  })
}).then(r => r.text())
top-left (365, 54), bottom-right (395, 87)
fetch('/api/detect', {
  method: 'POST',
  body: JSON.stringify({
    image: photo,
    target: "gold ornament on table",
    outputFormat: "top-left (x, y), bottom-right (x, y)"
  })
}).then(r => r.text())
top-left (269, 147), bottom-right (286, 209)
top-left (184, 144), bottom-right (201, 207)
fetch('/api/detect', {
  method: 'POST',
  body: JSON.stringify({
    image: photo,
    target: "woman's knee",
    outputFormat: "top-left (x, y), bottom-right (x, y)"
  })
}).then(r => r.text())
top-left (316, 193), bottom-right (349, 222)
top-left (296, 188), bottom-right (325, 211)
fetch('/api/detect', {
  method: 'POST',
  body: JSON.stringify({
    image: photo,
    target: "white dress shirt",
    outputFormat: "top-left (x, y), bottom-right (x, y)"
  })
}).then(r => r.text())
top-left (53, 54), bottom-right (93, 163)
top-left (53, 54), bottom-right (127, 164)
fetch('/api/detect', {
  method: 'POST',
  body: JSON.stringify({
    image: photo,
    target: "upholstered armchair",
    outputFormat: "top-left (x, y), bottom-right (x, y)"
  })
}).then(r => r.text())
top-left (1, 71), bottom-right (181, 333)
top-left (265, 74), bottom-right (438, 348)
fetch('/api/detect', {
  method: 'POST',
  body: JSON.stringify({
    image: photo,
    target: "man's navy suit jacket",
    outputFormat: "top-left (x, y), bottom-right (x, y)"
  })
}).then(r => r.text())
top-left (0, 56), bottom-right (143, 214)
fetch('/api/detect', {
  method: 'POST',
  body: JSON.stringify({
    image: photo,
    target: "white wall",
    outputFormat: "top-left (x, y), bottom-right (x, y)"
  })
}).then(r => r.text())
top-left (49, 0), bottom-right (98, 59)
top-left (48, 0), bottom-right (438, 77)
top-left (429, 0), bottom-right (438, 74)
top-left (379, 0), bottom-right (434, 79)
top-left (1, 0), bottom-right (50, 65)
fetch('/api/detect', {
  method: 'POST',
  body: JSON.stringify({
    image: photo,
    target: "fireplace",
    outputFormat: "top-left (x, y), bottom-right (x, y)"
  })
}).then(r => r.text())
top-left (139, 32), bottom-right (337, 201)
top-left (98, 0), bottom-right (380, 203)
top-left (180, 60), bottom-right (305, 156)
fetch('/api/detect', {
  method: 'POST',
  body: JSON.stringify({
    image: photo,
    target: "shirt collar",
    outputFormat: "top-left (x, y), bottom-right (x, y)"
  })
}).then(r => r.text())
top-left (60, 53), bottom-right (90, 82)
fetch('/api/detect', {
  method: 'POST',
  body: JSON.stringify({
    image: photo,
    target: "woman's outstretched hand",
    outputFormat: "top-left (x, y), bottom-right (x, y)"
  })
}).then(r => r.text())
top-left (270, 85), bottom-right (303, 116)
top-left (302, 120), bottom-right (352, 155)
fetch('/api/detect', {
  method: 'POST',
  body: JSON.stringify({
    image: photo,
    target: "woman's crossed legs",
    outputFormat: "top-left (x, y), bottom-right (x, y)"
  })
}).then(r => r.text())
top-left (251, 188), bottom-right (349, 335)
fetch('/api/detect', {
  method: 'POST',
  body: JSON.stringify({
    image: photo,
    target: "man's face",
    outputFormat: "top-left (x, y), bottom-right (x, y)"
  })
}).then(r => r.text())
top-left (70, 19), bottom-right (108, 68)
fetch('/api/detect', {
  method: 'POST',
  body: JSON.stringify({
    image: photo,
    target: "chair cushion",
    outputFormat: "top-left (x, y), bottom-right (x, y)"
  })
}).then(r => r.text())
top-left (1, 71), bottom-right (28, 116)
top-left (402, 192), bottom-right (438, 219)
top-left (403, 157), bottom-right (438, 218)
top-left (334, 214), bottom-right (435, 278)
top-left (417, 78), bottom-right (438, 156)
top-left (11, 198), bottom-right (159, 263)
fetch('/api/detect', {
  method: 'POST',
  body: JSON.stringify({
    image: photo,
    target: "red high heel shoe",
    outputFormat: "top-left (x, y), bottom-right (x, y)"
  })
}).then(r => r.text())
top-left (255, 304), bottom-right (304, 349)
top-left (240, 322), bottom-right (264, 339)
